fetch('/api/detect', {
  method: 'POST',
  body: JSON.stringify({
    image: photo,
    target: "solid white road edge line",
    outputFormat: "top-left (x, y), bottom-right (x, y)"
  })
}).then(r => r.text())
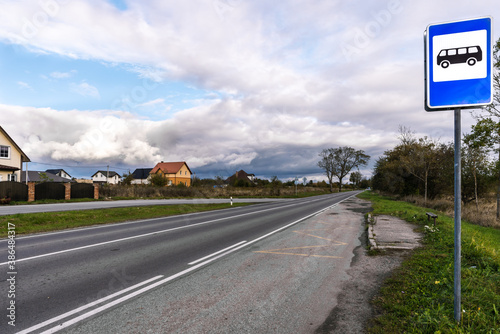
top-left (31, 192), bottom-right (358, 333)
top-left (16, 275), bottom-right (164, 334)
top-left (37, 247), bottom-right (251, 334)
top-left (210, 191), bottom-right (358, 258)
top-left (208, 193), bottom-right (355, 257)
top-left (0, 195), bottom-right (332, 266)
top-left (188, 240), bottom-right (248, 265)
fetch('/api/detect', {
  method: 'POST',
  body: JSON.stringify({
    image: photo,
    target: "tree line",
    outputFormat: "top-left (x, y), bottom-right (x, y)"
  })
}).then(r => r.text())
top-left (373, 37), bottom-right (500, 217)
top-left (372, 124), bottom-right (496, 209)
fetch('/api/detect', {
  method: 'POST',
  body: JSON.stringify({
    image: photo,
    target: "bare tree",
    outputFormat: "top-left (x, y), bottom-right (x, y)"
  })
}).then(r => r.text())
top-left (463, 133), bottom-right (490, 212)
top-left (397, 127), bottom-right (439, 204)
top-left (318, 147), bottom-right (370, 192)
top-left (474, 37), bottom-right (500, 217)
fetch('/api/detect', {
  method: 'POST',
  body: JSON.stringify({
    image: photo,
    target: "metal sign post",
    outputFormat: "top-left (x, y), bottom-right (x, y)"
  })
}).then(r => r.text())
top-left (425, 16), bottom-right (493, 323)
top-left (454, 108), bottom-right (462, 321)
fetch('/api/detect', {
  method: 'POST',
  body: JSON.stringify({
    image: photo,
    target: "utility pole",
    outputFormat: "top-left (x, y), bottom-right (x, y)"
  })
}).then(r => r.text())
top-left (107, 165), bottom-right (109, 184)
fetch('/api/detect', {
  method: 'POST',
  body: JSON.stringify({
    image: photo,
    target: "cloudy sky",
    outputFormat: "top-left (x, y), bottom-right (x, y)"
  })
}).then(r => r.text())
top-left (0, 0), bottom-right (498, 181)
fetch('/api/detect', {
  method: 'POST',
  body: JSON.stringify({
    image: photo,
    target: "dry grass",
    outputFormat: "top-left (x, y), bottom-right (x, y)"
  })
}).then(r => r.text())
top-left (99, 185), bottom-right (333, 199)
top-left (402, 194), bottom-right (500, 228)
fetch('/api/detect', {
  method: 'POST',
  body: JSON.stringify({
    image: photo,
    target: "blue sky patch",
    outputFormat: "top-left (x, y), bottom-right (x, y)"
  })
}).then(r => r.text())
top-left (108, 0), bottom-right (128, 11)
top-left (0, 42), bottom-right (214, 120)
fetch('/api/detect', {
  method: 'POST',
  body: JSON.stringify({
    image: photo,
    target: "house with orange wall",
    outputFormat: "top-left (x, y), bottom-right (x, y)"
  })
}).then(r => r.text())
top-left (150, 161), bottom-right (192, 187)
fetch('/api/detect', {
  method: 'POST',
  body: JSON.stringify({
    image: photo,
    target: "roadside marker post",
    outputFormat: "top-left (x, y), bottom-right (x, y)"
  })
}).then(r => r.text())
top-left (424, 16), bottom-right (493, 322)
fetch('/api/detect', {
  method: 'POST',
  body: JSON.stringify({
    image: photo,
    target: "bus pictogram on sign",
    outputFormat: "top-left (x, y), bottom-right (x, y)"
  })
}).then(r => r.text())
top-left (437, 46), bottom-right (482, 68)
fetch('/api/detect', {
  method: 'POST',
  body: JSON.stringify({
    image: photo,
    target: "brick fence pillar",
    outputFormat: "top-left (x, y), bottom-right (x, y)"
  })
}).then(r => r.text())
top-left (94, 184), bottom-right (99, 200)
top-left (28, 182), bottom-right (35, 202)
top-left (64, 183), bottom-right (71, 200)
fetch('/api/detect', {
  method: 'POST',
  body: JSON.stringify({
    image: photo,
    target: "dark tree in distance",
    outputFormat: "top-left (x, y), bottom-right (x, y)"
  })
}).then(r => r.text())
top-left (349, 171), bottom-right (362, 189)
top-left (318, 147), bottom-right (370, 193)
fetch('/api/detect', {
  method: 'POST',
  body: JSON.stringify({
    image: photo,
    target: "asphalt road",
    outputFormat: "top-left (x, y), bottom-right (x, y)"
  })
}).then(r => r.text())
top-left (0, 191), bottom-right (361, 333)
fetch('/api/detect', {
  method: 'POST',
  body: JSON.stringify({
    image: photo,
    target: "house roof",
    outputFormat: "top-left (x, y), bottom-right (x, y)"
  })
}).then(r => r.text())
top-left (0, 126), bottom-right (31, 163)
top-left (91, 171), bottom-right (121, 178)
top-left (131, 168), bottom-right (152, 179)
top-left (0, 164), bottom-right (19, 172)
top-left (225, 170), bottom-right (253, 183)
top-left (46, 169), bottom-right (72, 177)
top-left (150, 162), bottom-right (192, 175)
top-left (21, 171), bottom-right (74, 183)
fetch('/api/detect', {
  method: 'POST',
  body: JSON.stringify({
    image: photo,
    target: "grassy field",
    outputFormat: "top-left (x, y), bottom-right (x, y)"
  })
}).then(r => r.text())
top-left (0, 203), bottom-right (249, 238)
top-left (358, 192), bottom-right (500, 333)
top-left (98, 184), bottom-right (333, 199)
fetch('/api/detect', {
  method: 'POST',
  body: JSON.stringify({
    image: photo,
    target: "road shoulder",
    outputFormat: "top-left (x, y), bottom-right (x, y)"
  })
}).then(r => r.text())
top-left (316, 199), bottom-right (422, 333)
top-left (315, 230), bottom-right (410, 333)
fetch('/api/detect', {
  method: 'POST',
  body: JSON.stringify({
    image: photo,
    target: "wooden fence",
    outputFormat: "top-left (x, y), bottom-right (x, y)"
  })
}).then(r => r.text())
top-left (0, 181), bottom-right (28, 202)
top-left (35, 182), bottom-right (66, 201)
top-left (71, 183), bottom-right (95, 199)
top-left (0, 181), bottom-right (99, 202)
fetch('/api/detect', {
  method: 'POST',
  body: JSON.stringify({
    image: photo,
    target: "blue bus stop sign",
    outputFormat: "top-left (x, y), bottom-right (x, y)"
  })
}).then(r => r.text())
top-left (425, 17), bottom-right (493, 111)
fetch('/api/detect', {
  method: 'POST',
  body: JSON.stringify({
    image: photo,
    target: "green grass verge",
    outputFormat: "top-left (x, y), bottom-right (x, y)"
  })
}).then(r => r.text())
top-left (358, 191), bottom-right (500, 334)
top-left (0, 203), bottom-right (249, 238)
top-left (9, 198), bottom-right (104, 205)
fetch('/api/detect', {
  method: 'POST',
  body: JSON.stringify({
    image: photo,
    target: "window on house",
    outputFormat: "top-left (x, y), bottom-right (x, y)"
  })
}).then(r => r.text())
top-left (0, 145), bottom-right (10, 159)
top-left (8, 174), bottom-right (17, 182)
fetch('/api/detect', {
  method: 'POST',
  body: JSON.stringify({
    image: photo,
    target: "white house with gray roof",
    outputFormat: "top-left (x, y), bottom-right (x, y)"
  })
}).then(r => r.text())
top-left (91, 170), bottom-right (121, 184)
